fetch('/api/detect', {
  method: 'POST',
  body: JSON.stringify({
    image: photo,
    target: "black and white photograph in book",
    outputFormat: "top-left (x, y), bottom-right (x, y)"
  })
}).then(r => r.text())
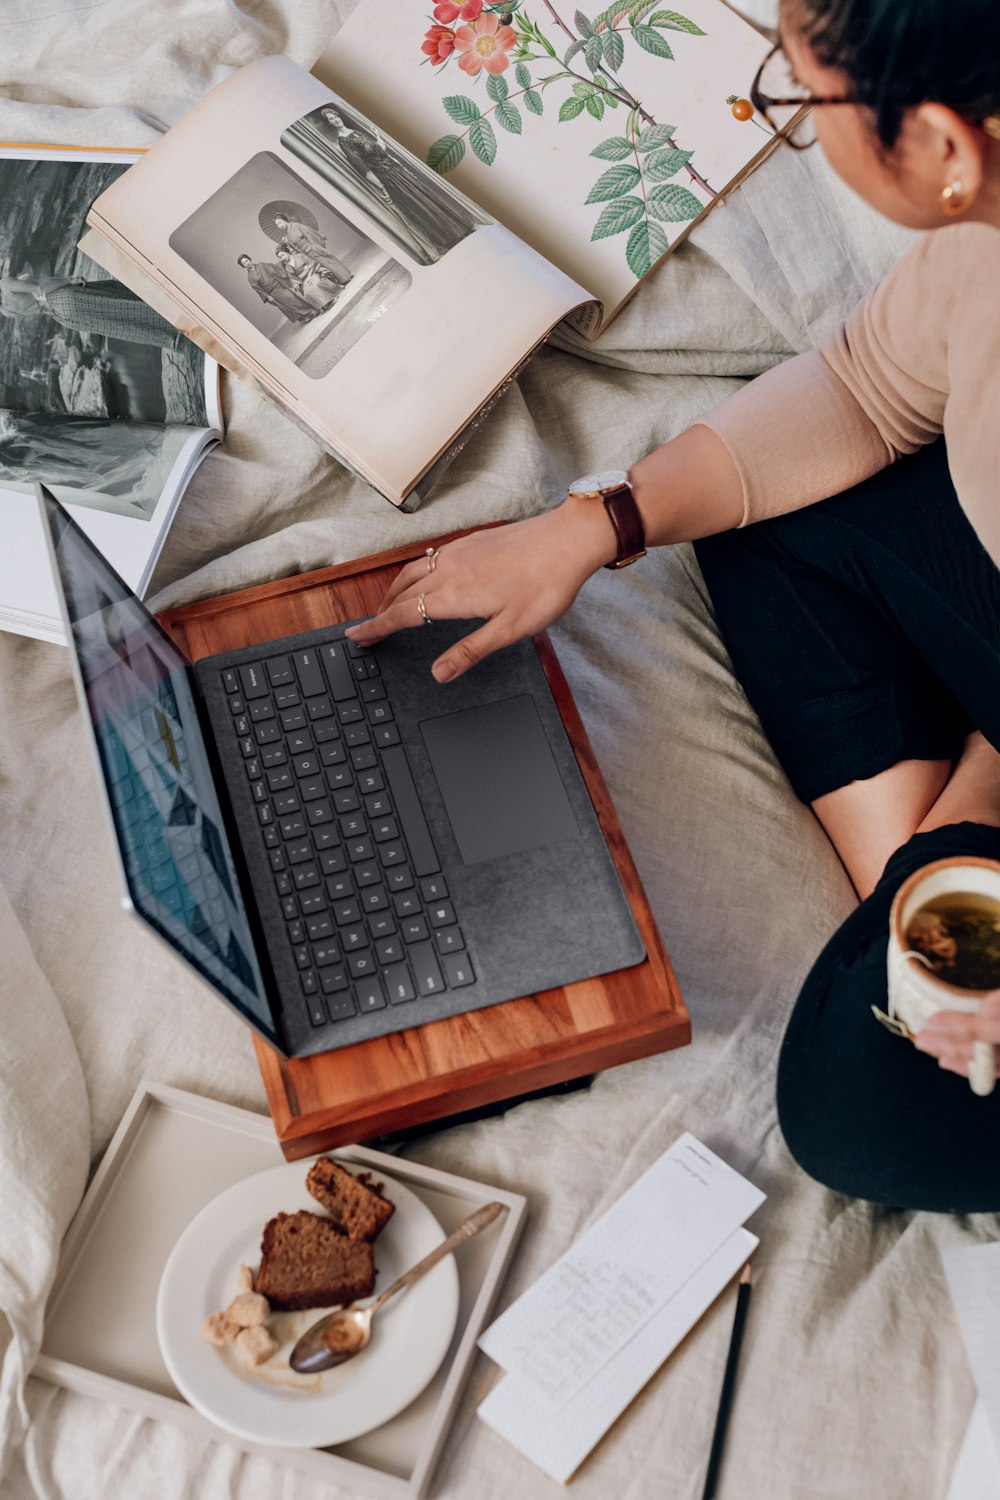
top-left (281, 102), bottom-right (487, 267)
top-left (0, 155), bottom-right (208, 519)
top-left (169, 152), bottom-right (412, 380)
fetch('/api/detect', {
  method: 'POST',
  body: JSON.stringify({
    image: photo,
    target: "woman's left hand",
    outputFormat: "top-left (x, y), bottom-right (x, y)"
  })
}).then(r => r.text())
top-left (914, 991), bottom-right (1000, 1077)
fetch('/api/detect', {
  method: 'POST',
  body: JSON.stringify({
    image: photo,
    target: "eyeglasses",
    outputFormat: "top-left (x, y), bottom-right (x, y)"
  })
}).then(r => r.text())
top-left (750, 42), bottom-right (857, 150)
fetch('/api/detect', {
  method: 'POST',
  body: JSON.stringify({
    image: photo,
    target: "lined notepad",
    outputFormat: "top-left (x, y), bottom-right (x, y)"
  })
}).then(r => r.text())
top-left (941, 1242), bottom-right (1000, 1499)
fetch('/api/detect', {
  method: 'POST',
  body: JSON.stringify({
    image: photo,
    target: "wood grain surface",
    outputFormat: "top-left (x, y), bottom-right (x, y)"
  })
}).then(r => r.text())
top-left (159, 529), bottom-right (689, 1155)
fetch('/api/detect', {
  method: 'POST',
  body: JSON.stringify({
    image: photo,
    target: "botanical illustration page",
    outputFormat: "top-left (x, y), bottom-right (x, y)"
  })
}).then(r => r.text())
top-left (318, 0), bottom-right (773, 327)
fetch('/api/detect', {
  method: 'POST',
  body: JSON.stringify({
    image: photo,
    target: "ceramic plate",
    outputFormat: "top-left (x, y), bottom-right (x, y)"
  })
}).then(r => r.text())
top-left (157, 1156), bottom-right (460, 1448)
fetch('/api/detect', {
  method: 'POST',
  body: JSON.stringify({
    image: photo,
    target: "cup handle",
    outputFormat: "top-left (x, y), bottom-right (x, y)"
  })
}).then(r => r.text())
top-left (969, 1042), bottom-right (996, 1097)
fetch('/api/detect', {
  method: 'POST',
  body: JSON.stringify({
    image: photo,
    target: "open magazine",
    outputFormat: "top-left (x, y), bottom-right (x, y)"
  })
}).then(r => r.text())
top-left (0, 146), bottom-right (221, 643)
top-left (83, 0), bottom-right (776, 507)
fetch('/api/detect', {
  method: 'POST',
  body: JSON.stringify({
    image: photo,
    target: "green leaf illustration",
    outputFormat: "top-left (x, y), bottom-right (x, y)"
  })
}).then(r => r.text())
top-left (632, 25), bottom-right (674, 57)
top-left (602, 28), bottom-right (625, 69)
top-left (427, 134), bottom-right (466, 173)
top-left (648, 9), bottom-right (705, 33)
top-left (590, 194), bottom-right (645, 239)
top-left (443, 95), bottom-right (481, 126)
top-left (575, 8), bottom-right (595, 35)
top-left (573, 80), bottom-right (596, 96)
top-left (635, 122), bottom-right (676, 150)
top-left (515, 61), bottom-right (531, 87)
top-left (627, 1), bottom-right (660, 20)
top-left (591, 135), bottom-right (633, 159)
top-left (643, 145), bottom-right (694, 180)
top-left (495, 99), bottom-right (523, 133)
top-left (625, 218), bottom-right (668, 276)
top-left (470, 117), bottom-right (498, 165)
top-left (585, 162), bottom-right (641, 201)
top-left (646, 182), bottom-right (703, 220)
top-left (585, 92), bottom-right (606, 119)
top-left (584, 34), bottom-right (603, 70)
top-left (564, 39), bottom-right (585, 63)
top-left (559, 97), bottom-right (587, 121)
top-left (524, 88), bottom-right (544, 114)
top-left (486, 73), bottom-right (509, 103)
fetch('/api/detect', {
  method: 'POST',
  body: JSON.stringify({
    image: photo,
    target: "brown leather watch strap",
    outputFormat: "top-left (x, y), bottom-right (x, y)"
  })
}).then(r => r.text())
top-left (602, 482), bottom-right (647, 569)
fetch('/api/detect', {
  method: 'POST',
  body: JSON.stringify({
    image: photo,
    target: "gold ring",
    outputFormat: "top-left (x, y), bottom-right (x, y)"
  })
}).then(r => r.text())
top-left (425, 546), bottom-right (439, 574)
top-left (417, 592), bottom-right (433, 625)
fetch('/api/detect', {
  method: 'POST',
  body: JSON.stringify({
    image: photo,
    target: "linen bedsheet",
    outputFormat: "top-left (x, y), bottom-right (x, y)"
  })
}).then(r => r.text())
top-left (1, 2), bottom-right (995, 1497)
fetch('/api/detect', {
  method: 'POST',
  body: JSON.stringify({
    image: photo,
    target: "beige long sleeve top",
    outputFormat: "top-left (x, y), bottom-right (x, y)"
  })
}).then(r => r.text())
top-left (700, 222), bottom-right (1000, 567)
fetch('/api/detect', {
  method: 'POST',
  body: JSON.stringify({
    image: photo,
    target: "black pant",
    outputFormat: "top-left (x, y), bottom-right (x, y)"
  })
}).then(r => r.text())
top-left (694, 443), bottom-right (1000, 1211)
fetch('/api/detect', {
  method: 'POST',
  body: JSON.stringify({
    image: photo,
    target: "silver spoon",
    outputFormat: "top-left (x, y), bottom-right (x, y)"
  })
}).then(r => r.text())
top-left (289, 1200), bottom-right (504, 1373)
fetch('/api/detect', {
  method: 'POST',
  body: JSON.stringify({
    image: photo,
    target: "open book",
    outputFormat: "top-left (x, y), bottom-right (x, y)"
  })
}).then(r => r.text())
top-left (0, 146), bottom-right (222, 644)
top-left (83, 0), bottom-right (775, 507)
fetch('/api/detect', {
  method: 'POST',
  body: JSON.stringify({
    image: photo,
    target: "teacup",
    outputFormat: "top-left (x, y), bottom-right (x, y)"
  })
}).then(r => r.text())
top-left (884, 856), bottom-right (1000, 1097)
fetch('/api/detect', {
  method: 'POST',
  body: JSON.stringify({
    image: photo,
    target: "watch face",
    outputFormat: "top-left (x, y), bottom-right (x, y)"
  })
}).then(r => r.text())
top-left (568, 470), bottom-right (629, 496)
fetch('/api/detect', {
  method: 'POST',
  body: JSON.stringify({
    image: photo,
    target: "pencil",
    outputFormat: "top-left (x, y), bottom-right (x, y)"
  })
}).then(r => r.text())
top-left (699, 1262), bottom-right (753, 1500)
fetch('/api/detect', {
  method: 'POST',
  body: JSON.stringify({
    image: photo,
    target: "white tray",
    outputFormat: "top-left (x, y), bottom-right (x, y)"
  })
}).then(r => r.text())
top-left (36, 1081), bottom-right (527, 1498)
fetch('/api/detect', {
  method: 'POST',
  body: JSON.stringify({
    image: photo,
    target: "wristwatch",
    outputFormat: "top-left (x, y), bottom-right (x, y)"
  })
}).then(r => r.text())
top-left (567, 470), bottom-right (647, 569)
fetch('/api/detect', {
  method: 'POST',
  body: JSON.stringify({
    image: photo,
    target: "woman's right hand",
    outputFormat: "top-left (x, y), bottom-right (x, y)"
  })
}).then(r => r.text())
top-left (344, 499), bottom-right (617, 682)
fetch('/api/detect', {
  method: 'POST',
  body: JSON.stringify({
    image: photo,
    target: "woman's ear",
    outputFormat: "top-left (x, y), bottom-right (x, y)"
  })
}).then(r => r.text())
top-left (912, 102), bottom-right (989, 214)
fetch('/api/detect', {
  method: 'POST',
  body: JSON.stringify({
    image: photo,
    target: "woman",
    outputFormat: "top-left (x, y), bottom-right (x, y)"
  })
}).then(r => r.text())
top-left (345, 0), bottom-right (1000, 1212)
top-left (236, 252), bottom-right (313, 323)
top-left (271, 214), bottom-right (353, 287)
top-left (275, 243), bottom-right (340, 313)
top-left (0, 269), bottom-right (179, 350)
top-left (317, 106), bottom-right (479, 264)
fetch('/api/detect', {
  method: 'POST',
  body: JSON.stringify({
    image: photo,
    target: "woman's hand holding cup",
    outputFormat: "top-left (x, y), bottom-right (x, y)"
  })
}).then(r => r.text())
top-left (914, 991), bottom-right (1000, 1080)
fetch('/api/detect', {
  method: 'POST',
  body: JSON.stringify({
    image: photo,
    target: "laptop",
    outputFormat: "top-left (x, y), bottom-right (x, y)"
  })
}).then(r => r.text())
top-left (39, 484), bottom-right (644, 1059)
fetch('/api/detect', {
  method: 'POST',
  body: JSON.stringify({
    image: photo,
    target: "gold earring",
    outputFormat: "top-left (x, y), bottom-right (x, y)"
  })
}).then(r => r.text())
top-left (941, 178), bottom-right (971, 215)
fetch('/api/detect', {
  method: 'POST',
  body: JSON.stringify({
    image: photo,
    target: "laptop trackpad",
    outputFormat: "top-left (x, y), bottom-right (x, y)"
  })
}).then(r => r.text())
top-left (420, 695), bottom-right (579, 865)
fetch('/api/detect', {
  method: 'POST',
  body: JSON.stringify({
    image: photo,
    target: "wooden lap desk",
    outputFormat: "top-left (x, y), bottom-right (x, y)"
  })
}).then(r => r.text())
top-left (159, 529), bottom-right (689, 1158)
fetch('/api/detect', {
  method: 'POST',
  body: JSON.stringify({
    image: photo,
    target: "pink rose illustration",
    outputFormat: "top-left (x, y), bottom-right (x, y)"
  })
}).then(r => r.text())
top-left (422, 23), bottom-right (458, 63)
top-left (433, 0), bottom-right (483, 22)
top-left (454, 13), bottom-right (517, 76)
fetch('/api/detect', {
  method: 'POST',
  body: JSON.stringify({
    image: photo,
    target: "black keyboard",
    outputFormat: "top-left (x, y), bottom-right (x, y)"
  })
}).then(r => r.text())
top-left (219, 638), bottom-right (475, 1029)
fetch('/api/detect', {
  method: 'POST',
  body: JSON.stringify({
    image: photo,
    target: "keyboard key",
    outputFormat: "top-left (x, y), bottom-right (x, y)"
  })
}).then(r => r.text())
top-left (255, 722), bottom-right (280, 745)
top-left (293, 753), bottom-right (320, 777)
top-left (266, 767), bottom-right (293, 792)
top-left (274, 684), bottom-right (299, 709)
top-left (383, 963), bottom-right (415, 1005)
top-left (268, 848), bottom-right (286, 872)
top-left (306, 913), bottom-right (334, 941)
top-left (376, 936), bottom-right (404, 965)
top-left (356, 977), bottom-right (387, 1012)
top-left (234, 714), bottom-right (250, 737)
top-left (373, 817), bottom-right (399, 843)
top-left (266, 655), bottom-right (294, 687)
top-left (340, 813), bottom-right (367, 839)
top-left (258, 804), bottom-right (274, 826)
top-left (345, 723), bottom-right (370, 748)
top-left (361, 885), bottom-right (388, 912)
top-left (314, 722), bottom-right (341, 744)
top-left (367, 702), bottom-right (394, 726)
top-left (333, 899), bottom-right (362, 926)
top-left (261, 745), bottom-right (287, 767)
top-left (287, 730), bottom-right (313, 755)
top-left (436, 927), bottom-right (465, 955)
top-left (401, 914), bottom-right (429, 944)
top-left (325, 989), bottom-right (357, 1022)
top-left (251, 780), bottom-right (268, 804)
top-left (313, 941), bottom-right (342, 967)
top-left (300, 890), bottom-right (327, 915)
top-left (374, 724), bottom-right (401, 748)
top-left (351, 746), bottom-right (378, 771)
top-left (286, 838), bottom-right (313, 864)
top-left (280, 814), bottom-right (307, 840)
top-left (245, 757), bottom-right (263, 780)
top-left (360, 679), bottom-right (386, 702)
top-left (287, 919), bottom-right (306, 944)
top-left (393, 890), bottom-right (421, 917)
top-left (342, 924), bottom-right (368, 951)
top-left (381, 746), bottom-right (440, 877)
top-left (442, 952), bottom-right (476, 988)
top-left (239, 663), bottom-right (269, 700)
top-left (351, 658), bottom-right (369, 681)
top-left (249, 700), bottom-right (274, 722)
top-left (275, 871), bottom-right (292, 897)
top-left (281, 895), bottom-right (298, 920)
top-left (349, 950), bottom-right (376, 978)
top-left (338, 702), bottom-right (363, 725)
top-left (307, 696), bottom-right (333, 720)
top-left (379, 842), bottom-right (407, 867)
top-left (264, 826), bottom-right (281, 849)
top-left (305, 990), bottom-right (326, 1028)
top-left (428, 901), bottom-right (456, 929)
top-left (300, 778), bottom-right (327, 802)
top-left (333, 789), bottom-right (360, 814)
top-left (222, 668), bottom-right (240, 694)
top-left (281, 707), bottom-right (306, 731)
top-left (368, 911), bottom-right (395, 940)
top-left (239, 735), bottom-right (256, 758)
top-left (313, 826), bottom-right (339, 852)
top-left (319, 641), bottom-right (358, 702)
top-left (357, 769), bottom-right (384, 795)
top-left (294, 944), bottom-right (310, 969)
top-left (409, 940), bottom-right (445, 996)
top-left (228, 694), bottom-right (245, 715)
top-left (320, 741), bottom-right (346, 765)
top-left (327, 765), bottom-right (352, 791)
top-left (364, 791), bottom-right (392, 819)
top-left (386, 866), bottom-right (414, 893)
top-left (293, 648), bottom-right (326, 698)
top-left (274, 791), bottom-right (300, 816)
top-left (421, 875), bottom-right (448, 902)
top-left (320, 963), bottom-right (349, 993)
top-left (327, 873), bottom-right (354, 900)
top-left (354, 862), bottom-right (382, 887)
top-left (293, 866), bottom-right (320, 891)
top-left (319, 845), bottom-right (347, 873)
top-left (347, 837), bottom-right (374, 863)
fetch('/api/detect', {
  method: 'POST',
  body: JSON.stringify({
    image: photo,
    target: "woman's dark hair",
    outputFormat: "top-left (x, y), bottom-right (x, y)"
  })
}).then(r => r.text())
top-left (794, 0), bottom-right (1000, 146)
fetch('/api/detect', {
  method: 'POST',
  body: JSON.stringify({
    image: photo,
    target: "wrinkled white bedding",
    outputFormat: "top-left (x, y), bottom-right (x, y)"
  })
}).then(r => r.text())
top-left (1, 3), bottom-right (993, 1497)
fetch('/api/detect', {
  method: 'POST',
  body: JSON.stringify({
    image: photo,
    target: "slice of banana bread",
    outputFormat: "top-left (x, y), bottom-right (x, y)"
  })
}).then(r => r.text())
top-left (256, 1210), bottom-right (375, 1311)
top-left (305, 1158), bottom-right (395, 1243)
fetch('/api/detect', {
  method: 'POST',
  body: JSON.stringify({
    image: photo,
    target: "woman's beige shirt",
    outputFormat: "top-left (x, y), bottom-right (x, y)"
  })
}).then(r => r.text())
top-left (701, 221), bottom-right (1000, 567)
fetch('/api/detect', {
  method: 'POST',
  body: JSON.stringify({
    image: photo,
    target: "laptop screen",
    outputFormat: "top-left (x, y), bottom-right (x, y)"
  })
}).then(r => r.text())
top-left (39, 487), bottom-right (278, 1044)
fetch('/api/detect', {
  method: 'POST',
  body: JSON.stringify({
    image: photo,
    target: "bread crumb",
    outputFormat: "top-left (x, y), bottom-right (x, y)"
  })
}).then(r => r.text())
top-left (236, 1264), bottom-right (255, 1293)
top-left (226, 1291), bottom-right (270, 1328)
top-left (237, 1324), bottom-right (279, 1366)
top-left (201, 1311), bottom-right (241, 1346)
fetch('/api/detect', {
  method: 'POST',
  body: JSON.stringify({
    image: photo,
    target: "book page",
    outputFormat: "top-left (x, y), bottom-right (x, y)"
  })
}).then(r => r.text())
top-left (86, 56), bottom-right (591, 503)
top-left (316, 0), bottom-right (773, 331)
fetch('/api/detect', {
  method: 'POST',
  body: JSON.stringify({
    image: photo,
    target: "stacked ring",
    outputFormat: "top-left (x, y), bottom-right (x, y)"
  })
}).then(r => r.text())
top-left (417, 593), bottom-right (433, 625)
top-left (425, 547), bottom-right (440, 574)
